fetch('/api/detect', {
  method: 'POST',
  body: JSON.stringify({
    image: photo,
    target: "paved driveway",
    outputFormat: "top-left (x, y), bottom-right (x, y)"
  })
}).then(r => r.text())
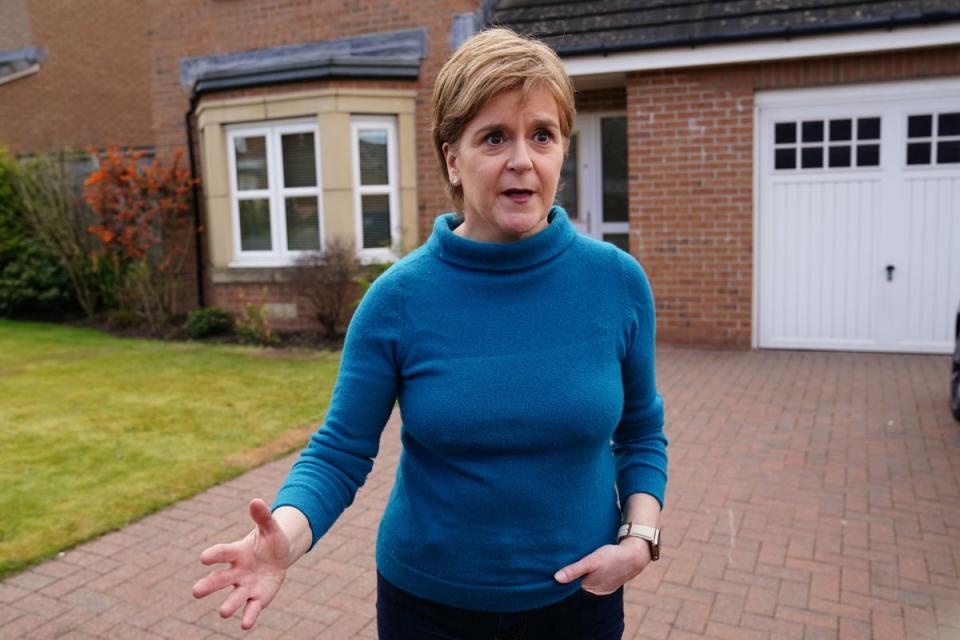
top-left (2, 347), bottom-right (959, 639)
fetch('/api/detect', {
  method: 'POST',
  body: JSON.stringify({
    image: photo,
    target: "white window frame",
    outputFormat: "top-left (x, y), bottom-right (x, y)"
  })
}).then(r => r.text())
top-left (771, 116), bottom-right (882, 173)
top-left (904, 110), bottom-right (960, 169)
top-left (351, 116), bottom-right (401, 263)
top-left (226, 119), bottom-right (324, 267)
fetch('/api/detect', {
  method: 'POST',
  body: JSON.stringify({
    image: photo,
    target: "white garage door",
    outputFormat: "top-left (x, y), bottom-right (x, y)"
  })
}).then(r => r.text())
top-left (756, 78), bottom-right (960, 353)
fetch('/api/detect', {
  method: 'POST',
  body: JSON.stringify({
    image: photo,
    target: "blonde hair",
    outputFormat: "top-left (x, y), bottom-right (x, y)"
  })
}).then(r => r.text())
top-left (431, 28), bottom-right (576, 212)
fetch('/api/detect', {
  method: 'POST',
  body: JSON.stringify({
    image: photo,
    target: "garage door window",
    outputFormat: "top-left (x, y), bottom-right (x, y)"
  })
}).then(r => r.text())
top-left (906, 112), bottom-right (960, 166)
top-left (774, 117), bottom-right (880, 170)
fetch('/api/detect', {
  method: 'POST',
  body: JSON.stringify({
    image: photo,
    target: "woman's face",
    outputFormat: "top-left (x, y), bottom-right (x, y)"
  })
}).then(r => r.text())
top-left (443, 86), bottom-right (566, 243)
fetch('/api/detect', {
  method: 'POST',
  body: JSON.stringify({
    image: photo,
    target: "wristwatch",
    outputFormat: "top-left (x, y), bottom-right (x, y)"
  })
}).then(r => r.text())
top-left (617, 523), bottom-right (661, 561)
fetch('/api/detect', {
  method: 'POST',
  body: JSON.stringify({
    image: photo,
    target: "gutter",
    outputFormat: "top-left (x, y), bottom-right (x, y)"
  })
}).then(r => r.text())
top-left (192, 56), bottom-right (419, 93)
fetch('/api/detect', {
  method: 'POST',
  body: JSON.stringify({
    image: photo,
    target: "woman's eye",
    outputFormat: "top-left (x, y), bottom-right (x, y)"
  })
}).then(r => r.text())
top-left (485, 132), bottom-right (505, 145)
top-left (534, 129), bottom-right (553, 143)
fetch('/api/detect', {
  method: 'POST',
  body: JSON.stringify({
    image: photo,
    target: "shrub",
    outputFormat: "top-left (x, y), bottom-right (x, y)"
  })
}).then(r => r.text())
top-left (82, 147), bottom-right (197, 333)
top-left (185, 307), bottom-right (234, 339)
top-left (12, 152), bottom-right (102, 317)
top-left (0, 149), bottom-right (78, 318)
top-left (289, 237), bottom-right (361, 338)
top-left (235, 301), bottom-right (277, 346)
top-left (0, 241), bottom-right (76, 318)
top-left (104, 307), bottom-right (140, 330)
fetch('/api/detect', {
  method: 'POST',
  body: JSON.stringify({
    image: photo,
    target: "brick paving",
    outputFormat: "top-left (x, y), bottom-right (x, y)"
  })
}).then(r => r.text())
top-left (2, 346), bottom-right (960, 639)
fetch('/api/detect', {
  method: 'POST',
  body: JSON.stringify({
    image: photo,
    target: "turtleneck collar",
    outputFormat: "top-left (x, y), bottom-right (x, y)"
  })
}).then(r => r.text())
top-left (426, 206), bottom-right (577, 272)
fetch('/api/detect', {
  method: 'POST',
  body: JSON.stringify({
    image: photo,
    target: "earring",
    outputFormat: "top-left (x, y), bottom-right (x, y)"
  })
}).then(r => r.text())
top-left (450, 175), bottom-right (459, 185)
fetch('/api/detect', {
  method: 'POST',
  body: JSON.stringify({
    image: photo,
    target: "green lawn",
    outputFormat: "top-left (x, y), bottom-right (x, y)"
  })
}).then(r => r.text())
top-left (0, 319), bottom-right (341, 578)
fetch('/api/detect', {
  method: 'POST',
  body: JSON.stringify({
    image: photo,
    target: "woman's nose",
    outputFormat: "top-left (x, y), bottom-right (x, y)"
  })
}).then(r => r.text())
top-left (507, 141), bottom-right (533, 172)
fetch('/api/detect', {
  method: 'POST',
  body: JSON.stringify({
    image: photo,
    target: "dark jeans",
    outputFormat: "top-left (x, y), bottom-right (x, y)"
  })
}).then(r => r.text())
top-left (376, 572), bottom-right (624, 640)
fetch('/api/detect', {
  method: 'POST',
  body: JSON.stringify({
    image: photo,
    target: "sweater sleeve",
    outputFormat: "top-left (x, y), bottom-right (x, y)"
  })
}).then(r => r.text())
top-left (272, 268), bottom-right (404, 549)
top-left (612, 251), bottom-right (668, 509)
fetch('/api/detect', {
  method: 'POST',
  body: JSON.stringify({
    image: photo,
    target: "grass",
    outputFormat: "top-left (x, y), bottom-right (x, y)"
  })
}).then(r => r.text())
top-left (0, 319), bottom-right (341, 578)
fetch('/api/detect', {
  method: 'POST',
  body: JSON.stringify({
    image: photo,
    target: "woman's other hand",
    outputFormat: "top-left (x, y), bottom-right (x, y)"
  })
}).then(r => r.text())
top-left (192, 498), bottom-right (303, 630)
top-left (553, 535), bottom-right (652, 596)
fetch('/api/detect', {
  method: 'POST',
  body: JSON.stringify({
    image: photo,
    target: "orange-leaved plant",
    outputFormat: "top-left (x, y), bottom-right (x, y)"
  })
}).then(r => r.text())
top-left (83, 147), bottom-right (198, 332)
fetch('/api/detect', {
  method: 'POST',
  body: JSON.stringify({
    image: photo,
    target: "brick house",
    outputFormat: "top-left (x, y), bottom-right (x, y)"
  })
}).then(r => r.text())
top-left (0, 0), bottom-right (154, 159)
top-left (148, 1), bottom-right (959, 352)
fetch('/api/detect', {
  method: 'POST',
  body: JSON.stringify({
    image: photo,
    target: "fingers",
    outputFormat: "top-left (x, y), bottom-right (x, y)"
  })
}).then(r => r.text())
top-left (554, 552), bottom-right (599, 583)
top-left (249, 498), bottom-right (279, 535)
top-left (200, 541), bottom-right (244, 566)
top-left (219, 585), bottom-right (249, 620)
top-left (192, 567), bottom-right (241, 599)
top-left (241, 598), bottom-right (263, 630)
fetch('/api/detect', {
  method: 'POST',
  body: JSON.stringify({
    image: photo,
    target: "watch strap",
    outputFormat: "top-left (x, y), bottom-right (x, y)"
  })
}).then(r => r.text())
top-left (618, 522), bottom-right (660, 561)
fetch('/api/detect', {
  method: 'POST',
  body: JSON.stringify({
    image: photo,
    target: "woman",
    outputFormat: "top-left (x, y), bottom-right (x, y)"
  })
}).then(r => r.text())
top-left (192, 28), bottom-right (667, 639)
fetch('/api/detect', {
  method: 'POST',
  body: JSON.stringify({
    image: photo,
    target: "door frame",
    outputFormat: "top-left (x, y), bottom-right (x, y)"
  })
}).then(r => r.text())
top-left (568, 111), bottom-right (629, 244)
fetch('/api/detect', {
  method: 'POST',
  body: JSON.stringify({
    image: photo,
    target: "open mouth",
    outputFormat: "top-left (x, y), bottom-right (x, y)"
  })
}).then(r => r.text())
top-left (502, 188), bottom-right (535, 198)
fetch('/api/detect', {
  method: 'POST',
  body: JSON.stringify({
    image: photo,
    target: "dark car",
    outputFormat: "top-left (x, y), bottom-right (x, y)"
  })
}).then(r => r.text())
top-left (953, 301), bottom-right (960, 421)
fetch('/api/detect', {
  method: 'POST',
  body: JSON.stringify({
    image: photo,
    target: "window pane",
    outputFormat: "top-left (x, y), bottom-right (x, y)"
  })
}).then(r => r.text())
top-left (603, 233), bottom-right (629, 253)
top-left (857, 144), bottom-right (880, 167)
top-left (802, 121), bottom-right (823, 142)
top-left (801, 146), bottom-right (823, 169)
top-left (235, 136), bottom-right (268, 190)
top-left (358, 130), bottom-right (389, 186)
top-left (285, 197), bottom-right (320, 251)
top-left (775, 148), bottom-right (796, 170)
top-left (601, 116), bottom-right (628, 223)
top-left (939, 112), bottom-right (960, 137)
top-left (857, 117), bottom-right (880, 140)
top-left (907, 142), bottom-right (931, 165)
top-left (775, 122), bottom-right (796, 144)
top-left (828, 145), bottom-right (851, 168)
top-left (281, 132), bottom-right (317, 188)
top-left (908, 114), bottom-right (933, 138)
top-left (938, 140), bottom-right (960, 164)
top-left (239, 199), bottom-right (272, 251)
top-left (556, 132), bottom-right (578, 218)
top-left (361, 194), bottom-right (391, 249)
top-left (829, 119), bottom-right (852, 141)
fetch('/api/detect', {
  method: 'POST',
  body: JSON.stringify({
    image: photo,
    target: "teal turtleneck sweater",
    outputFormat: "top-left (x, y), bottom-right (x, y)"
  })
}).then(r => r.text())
top-left (273, 207), bottom-right (667, 612)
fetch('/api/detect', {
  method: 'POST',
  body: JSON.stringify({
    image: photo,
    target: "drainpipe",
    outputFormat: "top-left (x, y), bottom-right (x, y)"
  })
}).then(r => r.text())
top-left (184, 90), bottom-right (204, 308)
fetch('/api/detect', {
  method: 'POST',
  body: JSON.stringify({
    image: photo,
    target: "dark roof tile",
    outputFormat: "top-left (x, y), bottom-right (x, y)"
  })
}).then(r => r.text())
top-left (490, 0), bottom-right (960, 55)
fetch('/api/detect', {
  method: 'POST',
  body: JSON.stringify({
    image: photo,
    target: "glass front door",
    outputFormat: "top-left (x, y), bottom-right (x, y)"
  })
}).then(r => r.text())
top-left (555, 113), bottom-right (630, 251)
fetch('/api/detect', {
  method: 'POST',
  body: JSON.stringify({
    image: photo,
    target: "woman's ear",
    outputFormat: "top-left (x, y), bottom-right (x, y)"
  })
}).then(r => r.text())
top-left (442, 142), bottom-right (458, 180)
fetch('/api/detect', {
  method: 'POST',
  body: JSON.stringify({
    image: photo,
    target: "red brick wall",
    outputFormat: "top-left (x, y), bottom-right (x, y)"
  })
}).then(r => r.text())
top-left (575, 87), bottom-right (625, 112)
top-left (0, 0), bottom-right (154, 155)
top-left (627, 45), bottom-right (960, 347)
top-left (211, 280), bottom-right (367, 333)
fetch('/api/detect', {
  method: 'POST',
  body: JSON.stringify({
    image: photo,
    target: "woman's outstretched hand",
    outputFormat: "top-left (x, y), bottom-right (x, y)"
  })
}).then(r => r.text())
top-left (192, 498), bottom-right (294, 630)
